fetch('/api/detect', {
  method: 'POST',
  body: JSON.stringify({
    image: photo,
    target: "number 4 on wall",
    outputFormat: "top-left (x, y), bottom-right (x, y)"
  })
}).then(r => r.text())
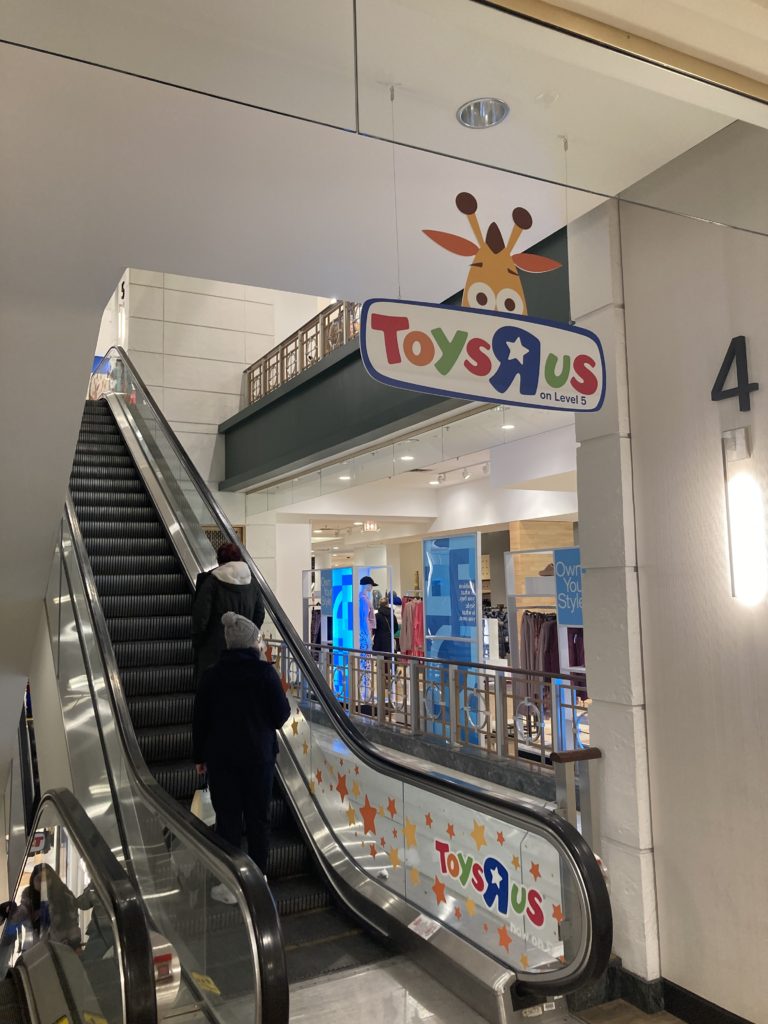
top-left (711, 336), bottom-right (759, 412)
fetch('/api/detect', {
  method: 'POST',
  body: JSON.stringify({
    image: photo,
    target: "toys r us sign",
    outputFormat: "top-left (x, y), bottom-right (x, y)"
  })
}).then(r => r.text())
top-left (360, 299), bottom-right (605, 413)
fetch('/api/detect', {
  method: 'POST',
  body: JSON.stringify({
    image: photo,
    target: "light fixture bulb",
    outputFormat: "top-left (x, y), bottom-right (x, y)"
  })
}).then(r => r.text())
top-left (462, 468), bottom-right (471, 480)
top-left (437, 473), bottom-right (446, 484)
top-left (339, 474), bottom-right (351, 481)
top-left (457, 97), bottom-right (509, 129)
top-left (429, 479), bottom-right (440, 486)
top-left (502, 423), bottom-right (515, 430)
top-left (400, 454), bottom-right (415, 462)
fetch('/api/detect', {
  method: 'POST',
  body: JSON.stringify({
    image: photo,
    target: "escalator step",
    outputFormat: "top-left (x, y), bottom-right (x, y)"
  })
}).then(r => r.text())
top-left (70, 464), bottom-right (139, 482)
top-left (269, 875), bottom-right (332, 916)
top-left (90, 554), bottom-right (180, 574)
top-left (121, 663), bottom-right (194, 697)
top-left (71, 490), bottom-right (152, 508)
top-left (269, 796), bottom-right (291, 829)
top-left (74, 477), bottom-right (145, 494)
top-left (112, 637), bottom-right (193, 668)
top-left (137, 724), bottom-right (192, 763)
top-left (101, 593), bottom-right (192, 618)
top-left (78, 506), bottom-right (157, 523)
top-left (84, 400), bottom-right (111, 411)
top-left (151, 762), bottom-right (203, 801)
top-left (107, 615), bottom-right (192, 642)
top-left (72, 453), bottom-right (134, 469)
top-left (81, 520), bottom-right (165, 540)
top-left (75, 441), bottom-right (127, 456)
top-left (267, 830), bottom-right (311, 878)
top-left (128, 693), bottom-right (195, 729)
top-left (94, 573), bottom-right (188, 595)
top-left (78, 428), bottom-right (122, 443)
top-left (84, 537), bottom-right (173, 558)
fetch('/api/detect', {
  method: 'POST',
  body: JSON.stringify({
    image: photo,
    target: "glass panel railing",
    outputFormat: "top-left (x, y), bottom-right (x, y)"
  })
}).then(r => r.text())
top-left (39, 490), bottom-right (285, 1023)
top-left (94, 346), bottom-right (611, 998)
top-left (0, 789), bottom-right (156, 1024)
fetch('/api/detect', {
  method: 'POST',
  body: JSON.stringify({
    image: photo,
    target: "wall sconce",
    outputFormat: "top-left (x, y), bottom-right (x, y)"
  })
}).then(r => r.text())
top-left (723, 427), bottom-right (767, 606)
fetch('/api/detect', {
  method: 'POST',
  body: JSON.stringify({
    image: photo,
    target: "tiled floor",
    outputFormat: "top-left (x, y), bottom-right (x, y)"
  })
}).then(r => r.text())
top-left (579, 1000), bottom-right (683, 1023)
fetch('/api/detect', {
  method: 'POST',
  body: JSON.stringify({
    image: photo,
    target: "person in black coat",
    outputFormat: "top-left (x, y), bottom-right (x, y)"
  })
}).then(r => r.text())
top-left (372, 594), bottom-right (398, 653)
top-left (192, 542), bottom-right (265, 684)
top-left (193, 611), bottom-right (290, 894)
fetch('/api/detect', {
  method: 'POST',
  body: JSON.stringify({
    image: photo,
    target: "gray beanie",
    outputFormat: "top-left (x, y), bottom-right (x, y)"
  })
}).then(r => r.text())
top-left (222, 611), bottom-right (259, 649)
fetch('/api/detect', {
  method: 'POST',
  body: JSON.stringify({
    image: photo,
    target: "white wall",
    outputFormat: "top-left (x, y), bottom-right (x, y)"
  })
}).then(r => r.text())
top-left (273, 293), bottom-right (331, 346)
top-left (622, 202), bottom-right (768, 1022)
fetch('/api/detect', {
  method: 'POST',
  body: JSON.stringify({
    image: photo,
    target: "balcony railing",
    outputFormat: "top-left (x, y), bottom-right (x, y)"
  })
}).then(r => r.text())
top-left (245, 300), bottom-right (361, 405)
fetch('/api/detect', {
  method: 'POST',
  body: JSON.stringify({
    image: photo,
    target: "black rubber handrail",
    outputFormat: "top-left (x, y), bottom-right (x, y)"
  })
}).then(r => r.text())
top-left (100, 346), bottom-right (612, 997)
top-left (63, 493), bottom-right (288, 1024)
top-left (5, 788), bottom-right (157, 1024)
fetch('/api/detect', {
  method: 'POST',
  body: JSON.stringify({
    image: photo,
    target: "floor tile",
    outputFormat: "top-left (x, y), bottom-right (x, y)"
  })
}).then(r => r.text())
top-left (579, 998), bottom-right (683, 1023)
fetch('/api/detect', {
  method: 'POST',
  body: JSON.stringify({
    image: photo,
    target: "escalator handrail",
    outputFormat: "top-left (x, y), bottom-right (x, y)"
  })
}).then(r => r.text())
top-left (62, 494), bottom-right (289, 1024)
top-left (5, 788), bottom-right (157, 1024)
top-left (99, 345), bottom-right (612, 995)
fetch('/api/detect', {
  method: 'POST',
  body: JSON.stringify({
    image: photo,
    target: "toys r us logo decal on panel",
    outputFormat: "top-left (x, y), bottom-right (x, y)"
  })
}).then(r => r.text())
top-left (423, 192), bottom-right (562, 314)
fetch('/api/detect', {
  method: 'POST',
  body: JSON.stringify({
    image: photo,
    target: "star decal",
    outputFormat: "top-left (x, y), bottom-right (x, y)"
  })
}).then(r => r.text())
top-left (290, 718), bottom-right (299, 735)
top-left (470, 820), bottom-right (487, 851)
top-left (552, 904), bottom-right (564, 924)
top-left (506, 338), bottom-right (528, 363)
top-left (489, 866), bottom-right (503, 888)
top-left (336, 774), bottom-right (349, 802)
top-left (483, 923), bottom-right (489, 934)
top-left (496, 831), bottom-right (505, 845)
top-left (511, 855), bottom-right (521, 871)
top-left (432, 876), bottom-right (447, 905)
top-left (302, 741), bottom-right (309, 756)
top-left (409, 868), bottom-right (421, 887)
top-left (369, 843), bottom-right (378, 859)
top-left (360, 795), bottom-right (378, 835)
top-left (388, 847), bottom-right (402, 870)
top-left (387, 797), bottom-right (398, 817)
top-left (392, 827), bottom-right (398, 839)
top-left (309, 779), bottom-right (315, 794)
top-left (529, 862), bottom-right (541, 881)
top-left (425, 813), bottom-right (433, 829)
top-left (403, 819), bottom-right (418, 848)
top-left (339, 758), bottom-right (344, 766)
top-left (498, 925), bottom-right (512, 952)
top-left (315, 770), bottom-right (323, 785)
top-left (454, 906), bottom-right (462, 920)
top-left (378, 805), bottom-right (385, 817)
top-left (520, 954), bottom-right (529, 970)
top-left (380, 836), bottom-right (386, 847)
top-left (352, 781), bottom-right (361, 798)
top-left (354, 766), bottom-right (360, 775)
top-left (465, 899), bottom-right (476, 917)
top-left (447, 823), bottom-right (455, 839)
top-left (346, 806), bottom-right (357, 826)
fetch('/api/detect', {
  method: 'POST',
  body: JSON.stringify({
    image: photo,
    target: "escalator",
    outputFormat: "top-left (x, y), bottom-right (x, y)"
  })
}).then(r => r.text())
top-left (50, 347), bottom-right (612, 1023)
top-left (0, 788), bottom-right (157, 1024)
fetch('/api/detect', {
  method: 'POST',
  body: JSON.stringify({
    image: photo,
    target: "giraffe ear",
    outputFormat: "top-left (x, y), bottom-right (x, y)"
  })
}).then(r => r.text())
top-left (423, 230), bottom-right (479, 256)
top-left (511, 253), bottom-right (561, 273)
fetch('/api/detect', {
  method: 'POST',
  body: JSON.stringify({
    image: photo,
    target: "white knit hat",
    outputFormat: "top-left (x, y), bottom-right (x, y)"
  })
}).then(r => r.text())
top-left (222, 611), bottom-right (259, 649)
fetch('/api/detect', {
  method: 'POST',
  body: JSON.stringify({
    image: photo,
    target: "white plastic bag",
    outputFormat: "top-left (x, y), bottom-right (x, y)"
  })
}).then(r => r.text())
top-left (190, 787), bottom-right (216, 827)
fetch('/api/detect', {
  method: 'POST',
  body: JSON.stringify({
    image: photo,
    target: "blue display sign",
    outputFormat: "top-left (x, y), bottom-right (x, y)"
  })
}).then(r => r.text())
top-left (554, 547), bottom-right (583, 627)
top-left (423, 534), bottom-right (480, 662)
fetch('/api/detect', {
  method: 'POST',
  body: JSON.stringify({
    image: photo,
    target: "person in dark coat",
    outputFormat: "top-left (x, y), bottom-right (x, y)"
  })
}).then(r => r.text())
top-left (193, 612), bottom-right (290, 900)
top-left (192, 542), bottom-right (265, 684)
top-left (372, 594), bottom-right (398, 653)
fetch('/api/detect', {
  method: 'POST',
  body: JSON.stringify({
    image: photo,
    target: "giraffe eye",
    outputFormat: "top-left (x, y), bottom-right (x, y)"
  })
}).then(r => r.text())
top-left (496, 287), bottom-right (525, 314)
top-left (467, 282), bottom-right (495, 309)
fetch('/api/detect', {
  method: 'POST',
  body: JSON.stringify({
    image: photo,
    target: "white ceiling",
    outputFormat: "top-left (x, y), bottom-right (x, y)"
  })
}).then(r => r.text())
top-left (1, 0), bottom-right (766, 782)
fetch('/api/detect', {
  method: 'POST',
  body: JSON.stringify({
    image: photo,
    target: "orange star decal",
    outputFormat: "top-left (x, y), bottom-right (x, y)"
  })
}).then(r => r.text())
top-left (483, 923), bottom-right (489, 933)
top-left (339, 758), bottom-right (344, 766)
top-left (360, 795), bottom-right (378, 835)
top-left (447, 823), bottom-right (455, 839)
top-left (346, 806), bottom-right (356, 827)
top-left (496, 831), bottom-right (505, 845)
top-left (387, 797), bottom-right (398, 817)
top-left (432, 876), bottom-right (447, 905)
top-left (470, 820), bottom-right (487, 851)
top-left (336, 774), bottom-right (349, 802)
top-left (520, 954), bottom-right (529, 970)
top-left (465, 898), bottom-right (476, 917)
top-left (511, 855), bottom-right (521, 871)
top-left (380, 836), bottom-right (386, 847)
top-left (552, 904), bottom-right (564, 924)
top-left (388, 846), bottom-right (402, 870)
top-left (392, 828), bottom-right (398, 838)
top-left (315, 770), bottom-right (323, 785)
top-left (290, 718), bottom-right (299, 735)
top-left (409, 868), bottom-right (421, 887)
top-left (454, 906), bottom-right (462, 920)
top-left (369, 843), bottom-right (378, 859)
top-left (302, 741), bottom-right (309, 756)
top-left (403, 818), bottom-right (418, 848)
top-left (529, 862), bottom-right (541, 881)
top-left (498, 925), bottom-right (512, 951)
top-left (425, 813), bottom-right (433, 829)
top-left (354, 765), bottom-right (359, 774)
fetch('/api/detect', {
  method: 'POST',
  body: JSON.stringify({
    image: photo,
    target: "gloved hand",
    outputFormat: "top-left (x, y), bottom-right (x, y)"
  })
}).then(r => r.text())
top-left (0, 901), bottom-right (18, 921)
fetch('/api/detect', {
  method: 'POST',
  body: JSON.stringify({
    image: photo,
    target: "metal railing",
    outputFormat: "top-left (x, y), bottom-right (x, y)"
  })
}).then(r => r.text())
top-left (266, 640), bottom-right (590, 765)
top-left (246, 300), bottom-right (361, 404)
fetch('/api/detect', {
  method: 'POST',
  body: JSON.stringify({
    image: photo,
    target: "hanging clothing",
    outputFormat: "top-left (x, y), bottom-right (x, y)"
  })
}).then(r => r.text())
top-left (519, 611), bottom-right (559, 674)
top-left (567, 627), bottom-right (585, 668)
top-left (400, 598), bottom-right (424, 656)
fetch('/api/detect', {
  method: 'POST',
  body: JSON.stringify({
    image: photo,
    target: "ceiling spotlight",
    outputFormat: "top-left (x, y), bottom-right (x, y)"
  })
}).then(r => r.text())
top-left (333, 546), bottom-right (339, 551)
top-left (457, 97), bottom-right (509, 129)
top-left (429, 479), bottom-right (440, 486)
top-left (462, 468), bottom-right (471, 480)
top-left (502, 423), bottom-right (515, 430)
top-left (481, 463), bottom-right (490, 475)
top-left (353, 521), bottom-right (363, 526)
top-left (437, 473), bottom-right (446, 484)
top-left (400, 454), bottom-right (415, 462)
top-left (339, 474), bottom-right (351, 481)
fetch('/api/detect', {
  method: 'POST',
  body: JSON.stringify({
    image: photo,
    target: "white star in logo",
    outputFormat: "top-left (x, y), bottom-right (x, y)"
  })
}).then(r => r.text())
top-left (490, 867), bottom-right (503, 887)
top-left (506, 339), bottom-right (528, 363)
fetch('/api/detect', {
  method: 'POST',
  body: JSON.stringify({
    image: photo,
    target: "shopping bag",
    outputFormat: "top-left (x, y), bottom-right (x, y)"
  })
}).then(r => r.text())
top-left (190, 787), bottom-right (216, 827)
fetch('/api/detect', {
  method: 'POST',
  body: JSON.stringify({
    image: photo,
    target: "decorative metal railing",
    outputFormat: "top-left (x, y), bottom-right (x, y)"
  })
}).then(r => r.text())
top-left (246, 301), bottom-right (361, 405)
top-left (266, 640), bottom-right (590, 766)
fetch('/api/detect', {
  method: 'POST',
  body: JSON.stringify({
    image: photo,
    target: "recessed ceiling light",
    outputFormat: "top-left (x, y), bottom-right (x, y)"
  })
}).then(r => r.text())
top-left (429, 479), bottom-right (440, 486)
top-left (353, 521), bottom-right (363, 526)
top-left (333, 546), bottom-right (339, 551)
top-left (457, 97), bottom-right (509, 129)
top-left (502, 423), bottom-right (515, 430)
top-left (400, 455), bottom-right (415, 462)
top-left (462, 468), bottom-right (471, 480)
top-left (339, 474), bottom-right (351, 481)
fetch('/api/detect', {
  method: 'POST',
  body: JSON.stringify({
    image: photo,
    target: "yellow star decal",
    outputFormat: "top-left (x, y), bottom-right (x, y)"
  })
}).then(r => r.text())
top-left (378, 805), bottom-right (385, 816)
top-left (520, 954), bottom-right (529, 969)
top-left (403, 818), bottom-right (418, 849)
top-left (511, 855), bottom-right (521, 871)
top-left (309, 779), bottom-right (315, 794)
top-left (290, 718), bottom-right (299, 735)
top-left (346, 806), bottom-right (357, 826)
top-left (388, 847), bottom-right (402, 870)
top-left (302, 741), bottom-right (309, 756)
top-left (470, 819), bottom-right (487, 852)
top-left (409, 867), bottom-right (421, 887)
top-left (465, 898), bottom-right (477, 917)
top-left (352, 781), bottom-right (361, 798)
